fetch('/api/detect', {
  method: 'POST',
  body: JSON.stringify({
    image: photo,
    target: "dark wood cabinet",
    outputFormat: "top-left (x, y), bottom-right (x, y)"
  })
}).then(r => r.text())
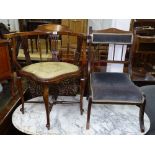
top-left (62, 19), bottom-right (88, 33)
top-left (132, 19), bottom-right (155, 73)
top-left (0, 40), bottom-right (15, 96)
top-left (18, 19), bottom-right (61, 31)
top-left (62, 19), bottom-right (88, 45)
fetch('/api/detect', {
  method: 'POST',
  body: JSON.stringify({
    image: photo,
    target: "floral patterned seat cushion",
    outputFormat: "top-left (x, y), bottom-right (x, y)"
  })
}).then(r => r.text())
top-left (28, 78), bottom-right (79, 97)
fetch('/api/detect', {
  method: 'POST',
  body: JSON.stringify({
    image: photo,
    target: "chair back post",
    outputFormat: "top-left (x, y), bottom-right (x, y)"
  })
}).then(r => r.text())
top-left (3, 33), bottom-right (22, 71)
top-left (48, 32), bottom-right (59, 62)
top-left (22, 35), bottom-right (32, 65)
top-left (36, 34), bottom-right (42, 62)
top-left (81, 35), bottom-right (87, 79)
top-left (66, 33), bottom-right (70, 61)
top-left (74, 34), bottom-right (82, 66)
top-left (87, 27), bottom-right (94, 86)
top-left (128, 34), bottom-right (135, 78)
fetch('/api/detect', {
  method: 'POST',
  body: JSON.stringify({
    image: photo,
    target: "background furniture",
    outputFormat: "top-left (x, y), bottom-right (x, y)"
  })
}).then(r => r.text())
top-left (86, 27), bottom-right (146, 132)
top-left (62, 19), bottom-right (87, 33)
top-left (62, 19), bottom-right (88, 45)
top-left (18, 19), bottom-right (61, 32)
top-left (131, 19), bottom-right (155, 75)
top-left (0, 40), bottom-right (15, 96)
top-left (0, 23), bottom-right (10, 38)
top-left (18, 19), bottom-right (87, 33)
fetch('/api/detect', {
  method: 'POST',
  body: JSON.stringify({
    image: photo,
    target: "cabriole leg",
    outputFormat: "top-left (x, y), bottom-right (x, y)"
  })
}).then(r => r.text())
top-left (43, 84), bottom-right (50, 130)
top-left (86, 96), bottom-right (92, 129)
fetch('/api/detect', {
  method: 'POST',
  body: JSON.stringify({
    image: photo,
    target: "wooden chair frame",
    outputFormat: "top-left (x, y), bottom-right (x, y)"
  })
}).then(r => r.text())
top-left (86, 27), bottom-right (146, 133)
top-left (4, 30), bottom-right (86, 130)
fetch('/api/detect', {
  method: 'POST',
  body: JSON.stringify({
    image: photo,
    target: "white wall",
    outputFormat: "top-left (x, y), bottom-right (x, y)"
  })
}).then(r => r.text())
top-left (88, 19), bottom-right (112, 31)
top-left (111, 19), bottom-right (131, 30)
top-left (0, 19), bottom-right (19, 31)
top-left (88, 19), bottom-right (131, 31)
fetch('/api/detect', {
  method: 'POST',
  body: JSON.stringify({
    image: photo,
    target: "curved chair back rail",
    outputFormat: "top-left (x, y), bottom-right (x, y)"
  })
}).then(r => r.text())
top-left (35, 23), bottom-right (71, 32)
top-left (5, 31), bottom-right (85, 70)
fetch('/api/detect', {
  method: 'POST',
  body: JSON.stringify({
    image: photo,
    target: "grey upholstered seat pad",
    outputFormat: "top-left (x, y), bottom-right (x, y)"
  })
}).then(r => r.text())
top-left (91, 72), bottom-right (143, 103)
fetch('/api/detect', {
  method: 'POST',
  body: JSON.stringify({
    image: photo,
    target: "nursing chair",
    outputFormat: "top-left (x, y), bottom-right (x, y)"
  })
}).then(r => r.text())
top-left (86, 27), bottom-right (146, 132)
top-left (10, 30), bottom-right (85, 129)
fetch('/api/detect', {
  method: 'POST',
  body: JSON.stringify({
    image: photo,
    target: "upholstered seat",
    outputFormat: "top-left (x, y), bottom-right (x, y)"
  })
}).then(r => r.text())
top-left (91, 72), bottom-right (143, 103)
top-left (22, 62), bottom-right (79, 79)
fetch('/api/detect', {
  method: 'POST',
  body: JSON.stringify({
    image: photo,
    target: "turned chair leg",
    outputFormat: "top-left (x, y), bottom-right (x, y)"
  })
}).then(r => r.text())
top-left (43, 84), bottom-right (50, 130)
top-left (86, 96), bottom-right (92, 129)
top-left (139, 96), bottom-right (146, 133)
top-left (80, 78), bottom-right (85, 115)
top-left (16, 77), bottom-right (24, 114)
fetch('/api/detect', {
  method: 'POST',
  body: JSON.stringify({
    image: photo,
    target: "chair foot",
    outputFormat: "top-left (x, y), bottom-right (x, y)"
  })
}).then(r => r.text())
top-left (20, 107), bottom-right (24, 114)
top-left (140, 125), bottom-right (145, 133)
top-left (86, 96), bottom-right (92, 130)
top-left (80, 78), bottom-right (85, 115)
top-left (139, 96), bottom-right (146, 133)
top-left (46, 124), bottom-right (50, 130)
top-left (80, 109), bottom-right (84, 115)
top-left (139, 108), bottom-right (145, 133)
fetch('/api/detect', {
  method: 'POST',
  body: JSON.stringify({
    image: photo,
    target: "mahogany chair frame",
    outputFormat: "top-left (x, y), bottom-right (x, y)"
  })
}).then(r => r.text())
top-left (5, 30), bottom-right (86, 130)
